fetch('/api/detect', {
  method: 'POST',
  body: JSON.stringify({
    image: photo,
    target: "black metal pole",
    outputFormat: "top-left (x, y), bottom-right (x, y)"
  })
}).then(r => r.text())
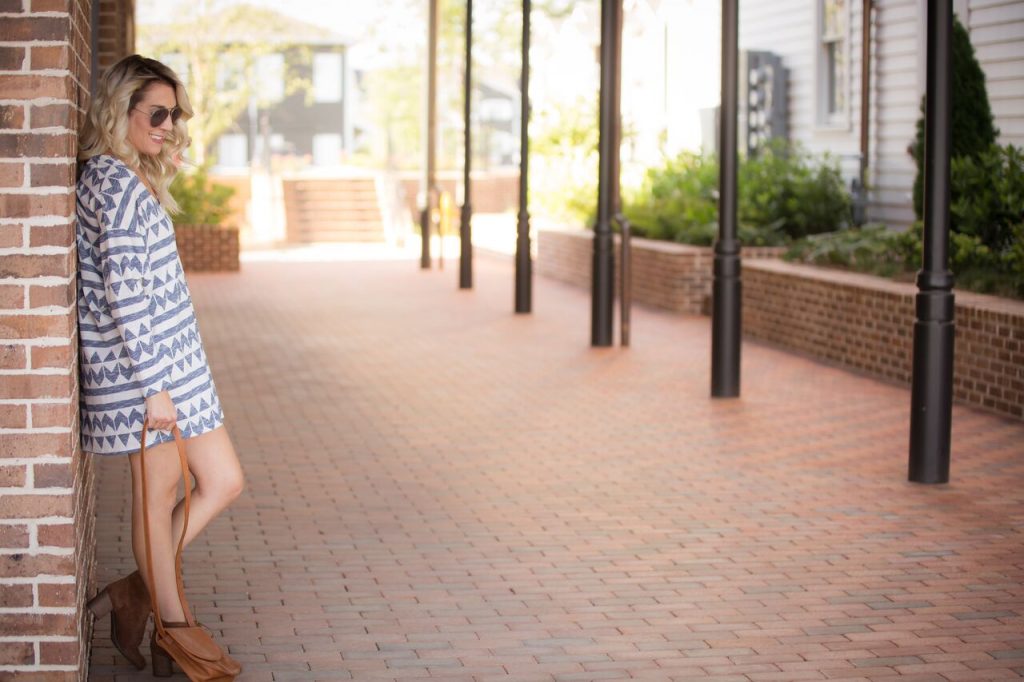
top-left (711, 0), bottom-right (741, 398)
top-left (592, 0), bottom-right (621, 346)
top-left (515, 0), bottom-right (532, 313)
top-left (459, 0), bottom-right (473, 289)
top-left (909, 0), bottom-right (955, 484)
top-left (422, 0), bottom-right (439, 269)
top-left (620, 216), bottom-right (631, 347)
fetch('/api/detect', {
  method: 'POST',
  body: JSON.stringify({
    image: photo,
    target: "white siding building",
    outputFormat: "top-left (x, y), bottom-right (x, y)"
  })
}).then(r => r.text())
top-left (738, 0), bottom-right (1024, 227)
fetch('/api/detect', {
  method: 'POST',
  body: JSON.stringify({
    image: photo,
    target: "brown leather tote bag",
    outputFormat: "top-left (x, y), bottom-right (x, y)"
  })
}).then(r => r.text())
top-left (139, 420), bottom-right (242, 681)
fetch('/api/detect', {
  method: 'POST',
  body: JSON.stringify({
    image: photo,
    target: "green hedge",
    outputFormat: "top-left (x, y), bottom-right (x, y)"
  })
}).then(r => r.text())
top-left (622, 142), bottom-right (850, 247)
top-left (786, 145), bottom-right (1024, 300)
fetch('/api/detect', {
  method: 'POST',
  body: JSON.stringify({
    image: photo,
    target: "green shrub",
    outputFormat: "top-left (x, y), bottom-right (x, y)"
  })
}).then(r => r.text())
top-left (950, 144), bottom-right (1024, 251)
top-left (740, 142), bottom-right (851, 239)
top-left (910, 16), bottom-right (998, 220)
top-left (786, 223), bottom-right (1024, 300)
top-left (622, 152), bottom-right (718, 243)
top-left (623, 142), bottom-right (850, 246)
top-left (784, 224), bottom-right (919, 279)
top-left (948, 227), bottom-right (1024, 299)
top-left (787, 141), bottom-right (1024, 299)
top-left (947, 144), bottom-right (1024, 297)
top-left (169, 166), bottom-right (236, 226)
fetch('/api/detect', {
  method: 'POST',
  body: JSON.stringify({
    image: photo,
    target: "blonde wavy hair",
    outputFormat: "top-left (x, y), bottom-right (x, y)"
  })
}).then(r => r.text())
top-left (79, 54), bottom-right (193, 212)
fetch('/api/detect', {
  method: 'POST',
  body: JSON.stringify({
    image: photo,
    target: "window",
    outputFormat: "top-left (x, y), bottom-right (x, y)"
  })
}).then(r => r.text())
top-left (312, 134), bottom-right (342, 166)
top-left (313, 52), bottom-right (343, 103)
top-left (817, 0), bottom-right (848, 126)
top-left (216, 134), bottom-right (248, 168)
top-left (257, 53), bottom-right (285, 103)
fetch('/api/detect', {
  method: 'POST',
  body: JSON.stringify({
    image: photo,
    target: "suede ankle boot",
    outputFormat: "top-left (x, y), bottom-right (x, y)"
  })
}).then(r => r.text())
top-left (87, 570), bottom-right (151, 670)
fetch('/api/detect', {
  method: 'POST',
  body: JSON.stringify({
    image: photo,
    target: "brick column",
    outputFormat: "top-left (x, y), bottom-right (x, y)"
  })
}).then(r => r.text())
top-left (97, 0), bottom-right (133, 70)
top-left (0, 1), bottom-right (107, 679)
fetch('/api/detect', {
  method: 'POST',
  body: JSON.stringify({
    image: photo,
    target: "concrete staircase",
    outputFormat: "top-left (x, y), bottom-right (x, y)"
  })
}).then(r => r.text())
top-left (283, 177), bottom-right (386, 243)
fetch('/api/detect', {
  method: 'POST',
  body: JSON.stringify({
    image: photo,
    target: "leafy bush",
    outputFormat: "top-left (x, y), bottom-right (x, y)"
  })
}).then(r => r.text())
top-left (786, 223), bottom-right (1024, 300)
top-left (740, 142), bottom-right (851, 239)
top-left (169, 166), bottom-right (236, 226)
top-left (785, 224), bottom-right (920, 279)
top-left (621, 152), bottom-right (719, 243)
top-left (787, 142), bottom-right (1024, 299)
top-left (950, 144), bottom-right (1023, 251)
top-left (947, 144), bottom-right (1024, 298)
top-left (910, 16), bottom-right (998, 220)
top-left (623, 142), bottom-right (850, 246)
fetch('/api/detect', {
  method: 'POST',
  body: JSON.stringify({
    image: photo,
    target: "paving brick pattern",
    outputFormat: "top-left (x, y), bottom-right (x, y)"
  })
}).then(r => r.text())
top-left (88, 254), bottom-right (1024, 681)
top-left (175, 225), bottom-right (241, 272)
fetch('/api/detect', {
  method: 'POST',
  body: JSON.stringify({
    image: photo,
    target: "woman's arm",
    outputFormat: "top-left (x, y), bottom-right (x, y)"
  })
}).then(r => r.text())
top-left (96, 178), bottom-right (176, 428)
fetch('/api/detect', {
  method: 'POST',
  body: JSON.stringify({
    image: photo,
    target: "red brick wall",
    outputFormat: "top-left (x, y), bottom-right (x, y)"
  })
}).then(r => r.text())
top-left (174, 225), bottom-right (240, 272)
top-left (743, 260), bottom-right (1024, 421)
top-left (0, 1), bottom-right (130, 679)
top-left (96, 0), bottom-right (133, 70)
top-left (538, 227), bottom-right (785, 315)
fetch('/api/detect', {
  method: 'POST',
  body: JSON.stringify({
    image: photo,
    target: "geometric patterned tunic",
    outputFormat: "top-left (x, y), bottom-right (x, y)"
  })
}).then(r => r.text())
top-left (76, 154), bottom-right (225, 455)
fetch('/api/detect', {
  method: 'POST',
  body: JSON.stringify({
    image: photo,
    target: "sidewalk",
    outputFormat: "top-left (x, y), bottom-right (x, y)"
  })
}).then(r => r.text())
top-left (88, 250), bottom-right (1024, 681)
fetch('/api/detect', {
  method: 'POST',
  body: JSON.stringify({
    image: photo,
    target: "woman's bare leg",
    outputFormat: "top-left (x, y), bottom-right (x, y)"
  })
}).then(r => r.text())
top-left (129, 441), bottom-right (187, 623)
top-left (129, 426), bottom-right (243, 623)
top-left (170, 426), bottom-right (244, 548)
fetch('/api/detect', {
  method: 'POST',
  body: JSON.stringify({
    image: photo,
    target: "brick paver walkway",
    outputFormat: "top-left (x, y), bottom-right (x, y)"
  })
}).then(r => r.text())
top-left (88, 251), bottom-right (1024, 681)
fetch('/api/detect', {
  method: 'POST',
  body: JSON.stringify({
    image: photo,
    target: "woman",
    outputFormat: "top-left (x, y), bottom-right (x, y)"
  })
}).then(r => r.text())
top-left (78, 55), bottom-right (245, 674)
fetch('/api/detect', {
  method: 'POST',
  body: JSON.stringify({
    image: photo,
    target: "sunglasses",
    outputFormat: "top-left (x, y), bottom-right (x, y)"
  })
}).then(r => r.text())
top-left (134, 105), bottom-right (182, 127)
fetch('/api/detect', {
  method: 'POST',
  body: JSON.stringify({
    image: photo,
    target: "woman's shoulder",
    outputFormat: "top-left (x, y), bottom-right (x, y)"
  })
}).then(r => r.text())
top-left (79, 154), bottom-right (142, 200)
top-left (80, 153), bottom-right (125, 180)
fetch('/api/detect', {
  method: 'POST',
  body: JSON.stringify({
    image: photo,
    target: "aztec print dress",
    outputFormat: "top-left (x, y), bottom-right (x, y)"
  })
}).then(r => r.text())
top-left (76, 154), bottom-right (224, 455)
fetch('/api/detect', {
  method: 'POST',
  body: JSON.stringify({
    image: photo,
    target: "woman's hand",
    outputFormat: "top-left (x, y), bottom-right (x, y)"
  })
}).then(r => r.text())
top-left (145, 391), bottom-right (177, 431)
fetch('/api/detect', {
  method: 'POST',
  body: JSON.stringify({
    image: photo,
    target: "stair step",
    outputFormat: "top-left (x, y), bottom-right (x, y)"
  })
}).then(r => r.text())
top-left (295, 232), bottom-right (386, 243)
top-left (296, 224), bottom-right (384, 232)
top-left (295, 204), bottom-right (381, 213)
top-left (291, 187), bottom-right (377, 196)
top-left (287, 188), bottom-right (378, 196)
top-left (284, 178), bottom-right (386, 244)
top-left (295, 213), bottom-right (382, 220)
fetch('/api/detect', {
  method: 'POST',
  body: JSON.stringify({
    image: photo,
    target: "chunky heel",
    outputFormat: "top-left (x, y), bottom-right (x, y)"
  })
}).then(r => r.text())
top-left (86, 588), bottom-right (112, 618)
top-left (87, 572), bottom-right (150, 669)
top-left (151, 638), bottom-right (173, 677)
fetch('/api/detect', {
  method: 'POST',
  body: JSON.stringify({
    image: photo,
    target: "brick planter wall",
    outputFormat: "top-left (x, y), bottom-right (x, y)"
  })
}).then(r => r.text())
top-left (0, 2), bottom-right (113, 679)
top-left (743, 260), bottom-right (1024, 421)
top-left (174, 224), bottom-right (240, 272)
top-left (538, 227), bottom-right (785, 315)
top-left (538, 229), bottom-right (1023, 422)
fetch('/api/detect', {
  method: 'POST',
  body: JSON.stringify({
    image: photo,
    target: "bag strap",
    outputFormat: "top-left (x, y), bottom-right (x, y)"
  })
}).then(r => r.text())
top-left (139, 418), bottom-right (197, 636)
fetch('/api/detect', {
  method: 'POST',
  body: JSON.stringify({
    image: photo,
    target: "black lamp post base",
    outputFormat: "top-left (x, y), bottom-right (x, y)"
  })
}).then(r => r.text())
top-left (908, 303), bottom-right (955, 484)
top-left (459, 203), bottom-right (472, 289)
top-left (711, 245), bottom-right (741, 398)
top-left (420, 207), bottom-right (432, 269)
top-left (515, 210), bottom-right (532, 313)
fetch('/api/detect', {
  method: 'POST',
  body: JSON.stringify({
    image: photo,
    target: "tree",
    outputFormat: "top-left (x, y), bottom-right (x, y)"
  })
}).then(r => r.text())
top-left (910, 16), bottom-right (998, 220)
top-left (137, 0), bottom-right (314, 166)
